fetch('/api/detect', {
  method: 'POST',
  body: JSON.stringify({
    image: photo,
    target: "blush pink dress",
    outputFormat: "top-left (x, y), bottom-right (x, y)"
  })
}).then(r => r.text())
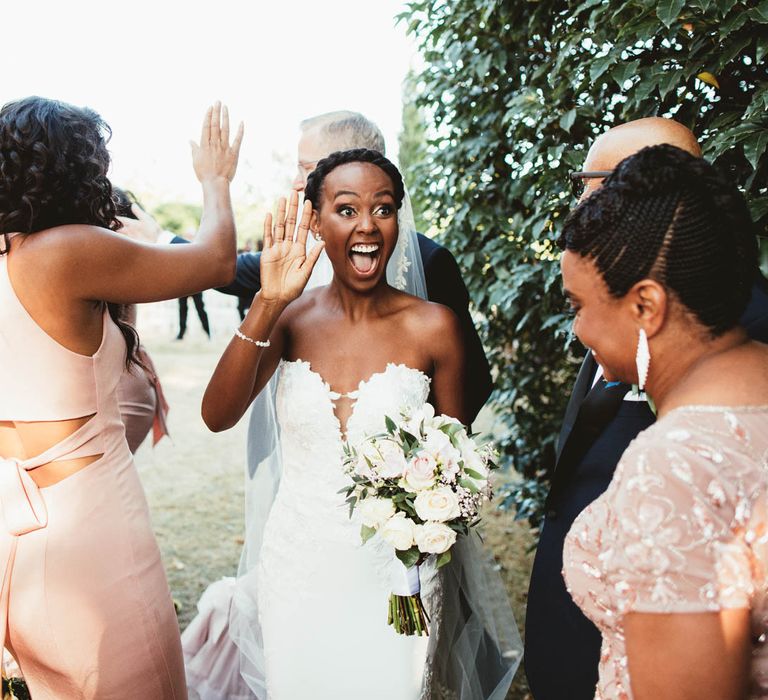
top-left (0, 233), bottom-right (187, 699)
top-left (564, 406), bottom-right (768, 699)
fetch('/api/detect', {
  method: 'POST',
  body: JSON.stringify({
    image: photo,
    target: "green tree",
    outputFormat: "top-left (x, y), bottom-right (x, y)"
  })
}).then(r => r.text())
top-left (152, 202), bottom-right (203, 238)
top-left (401, 0), bottom-right (768, 526)
top-left (399, 69), bottom-right (433, 233)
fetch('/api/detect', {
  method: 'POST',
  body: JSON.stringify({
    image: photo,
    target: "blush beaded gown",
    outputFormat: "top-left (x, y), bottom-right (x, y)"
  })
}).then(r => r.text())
top-left (564, 406), bottom-right (768, 699)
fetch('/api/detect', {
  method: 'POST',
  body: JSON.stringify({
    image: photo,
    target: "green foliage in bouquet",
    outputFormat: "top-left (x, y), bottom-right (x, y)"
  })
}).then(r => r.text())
top-left (342, 406), bottom-right (498, 635)
top-left (399, 0), bottom-right (768, 528)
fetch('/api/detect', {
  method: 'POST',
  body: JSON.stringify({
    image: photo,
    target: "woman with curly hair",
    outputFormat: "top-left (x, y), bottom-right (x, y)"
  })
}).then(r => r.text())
top-left (0, 96), bottom-right (242, 699)
top-left (560, 144), bottom-right (768, 699)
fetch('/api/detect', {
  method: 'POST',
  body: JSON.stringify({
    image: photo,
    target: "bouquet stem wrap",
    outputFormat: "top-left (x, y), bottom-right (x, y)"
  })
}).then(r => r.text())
top-left (388, 559), bottom-right (429, 636)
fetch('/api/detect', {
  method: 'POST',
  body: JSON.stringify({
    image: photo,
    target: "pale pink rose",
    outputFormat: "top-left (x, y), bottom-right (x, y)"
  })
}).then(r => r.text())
top-left (376, 439), bottom-right (408, 479)
top-left (414, 521), bottom-right (457, 554)
top-left (403, 454), bottom-right (437, 491)
top-left (414, 487), bottom-right (461, 522)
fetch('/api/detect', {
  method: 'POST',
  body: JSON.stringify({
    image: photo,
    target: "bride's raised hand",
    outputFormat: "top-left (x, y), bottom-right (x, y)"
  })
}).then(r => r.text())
top-left (260, 191), bottom-right (325, 305)
top-left (190, 102), bottom-right (244, 183)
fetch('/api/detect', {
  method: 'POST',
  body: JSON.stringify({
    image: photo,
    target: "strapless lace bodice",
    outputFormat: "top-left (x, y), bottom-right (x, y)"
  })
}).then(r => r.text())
top-left (274, 359), bottom-right (431, 510)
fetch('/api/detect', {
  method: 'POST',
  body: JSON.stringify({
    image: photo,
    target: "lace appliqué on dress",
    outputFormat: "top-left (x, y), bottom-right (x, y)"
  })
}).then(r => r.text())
top-left (563, 408), bottom-right (768, 699)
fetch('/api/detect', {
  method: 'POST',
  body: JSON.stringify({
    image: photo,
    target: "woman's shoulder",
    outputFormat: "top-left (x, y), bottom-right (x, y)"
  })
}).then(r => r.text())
top-left (616, 407), bottom-right (768, 504)
top-left (11, 225), bottom-right (117, 272)
top-left (17, 224), bottom-right (113, 247)
top-left (392, 291), bottom-right (459, 328)
top-left (279, 287), bottom-right (328, 326)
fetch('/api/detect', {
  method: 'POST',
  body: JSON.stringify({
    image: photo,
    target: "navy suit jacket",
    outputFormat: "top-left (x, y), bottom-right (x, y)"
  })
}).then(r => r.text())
top-left (216, 233), bottom-right (493, 422)
top-left (524, 274), bottom-right (768, 700)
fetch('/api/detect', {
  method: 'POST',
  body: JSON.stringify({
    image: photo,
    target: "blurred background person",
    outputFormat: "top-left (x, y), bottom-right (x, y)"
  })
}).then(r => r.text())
top-left (172, 235), bottom-right (212, 341)
top-left (113, 187), bottom-right (170, 453)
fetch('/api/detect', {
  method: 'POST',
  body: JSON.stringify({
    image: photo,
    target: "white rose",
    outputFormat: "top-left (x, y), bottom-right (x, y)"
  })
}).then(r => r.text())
top-left (423, 428), bottom-right (462, 473)
top-left (403, 403), bottom-right (437, 434)
top-left (463, 449), bottom-right (489, 477)
top-left (403, 454), bottom-right (437, 491)
top-left (414, 487), bottom-right (461, 523)
top-left (414, 521), bottom-right (457, 554)
top-left (462, 449), bottom-right (489, 490)
top-left (354, 440), bottom-right (380, 478)
top-left (457, 432), bottom-right (478, 459)
top-left (357, 497), bottom-right (396, 529)
top-left (379, 512), bottom-right (417, 550)
top-left (376, 439), bottom-right (408, 479)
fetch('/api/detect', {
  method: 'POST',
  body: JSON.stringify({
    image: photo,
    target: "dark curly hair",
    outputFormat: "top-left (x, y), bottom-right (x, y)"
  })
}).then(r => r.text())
top-left (0, 97), bottom-right (140, 367)
top-left (559, 144), bottom-right (759, 337)
top-left (303, 148), bottom-right (405, 211)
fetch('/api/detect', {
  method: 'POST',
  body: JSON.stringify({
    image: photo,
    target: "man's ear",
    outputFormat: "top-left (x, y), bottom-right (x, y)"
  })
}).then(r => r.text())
top-left (628, 279), bottom-right (667, 337)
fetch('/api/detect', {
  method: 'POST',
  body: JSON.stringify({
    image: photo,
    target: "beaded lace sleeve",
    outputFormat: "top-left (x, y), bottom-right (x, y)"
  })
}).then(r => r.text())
top-left (599, 414), bottom-right (766, 615)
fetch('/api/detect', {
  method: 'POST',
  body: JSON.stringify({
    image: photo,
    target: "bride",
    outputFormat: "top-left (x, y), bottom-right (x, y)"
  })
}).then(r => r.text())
top-left (185, 148), bottom-right (521, 699)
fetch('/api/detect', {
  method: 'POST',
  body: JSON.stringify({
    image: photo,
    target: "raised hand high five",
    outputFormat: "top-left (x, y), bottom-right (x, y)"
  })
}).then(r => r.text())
top-left (191, 101), bottom-right (244, 183)
top-left (260, 190), bottom-right (325, 305)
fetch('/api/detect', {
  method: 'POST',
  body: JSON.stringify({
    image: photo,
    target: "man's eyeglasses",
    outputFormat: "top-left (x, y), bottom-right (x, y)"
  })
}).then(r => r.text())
top-left (569, 171), bottom-right (613, 199)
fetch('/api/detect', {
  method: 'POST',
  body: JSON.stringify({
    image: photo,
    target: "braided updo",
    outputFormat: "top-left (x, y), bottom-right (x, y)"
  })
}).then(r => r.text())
top-left (559, 144), bottom-right (758, 336)
top-left (303, 148), bottom-right (405, 210)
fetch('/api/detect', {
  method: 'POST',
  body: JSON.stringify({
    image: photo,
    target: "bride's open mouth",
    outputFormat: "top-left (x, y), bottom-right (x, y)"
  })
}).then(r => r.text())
top-left (349, 242), bottom-right (381, 277)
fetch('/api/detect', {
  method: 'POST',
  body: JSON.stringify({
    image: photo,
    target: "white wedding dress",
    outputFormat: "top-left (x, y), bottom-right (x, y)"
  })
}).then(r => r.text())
top-left (256, 359), bottom-right (439, 699)
top-left (183, 355), bottom-right (521, 700)
top-left (183, 212), bottom-right (522, 698)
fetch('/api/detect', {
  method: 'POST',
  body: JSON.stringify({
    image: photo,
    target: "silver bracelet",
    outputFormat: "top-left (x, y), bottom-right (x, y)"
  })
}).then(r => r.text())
top-left (234, 328), bottom-right (271, 347)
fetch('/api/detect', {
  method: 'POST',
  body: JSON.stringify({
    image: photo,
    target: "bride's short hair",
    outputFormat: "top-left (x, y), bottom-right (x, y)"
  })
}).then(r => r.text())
top-left (304, 148), bottom-right (405, 211)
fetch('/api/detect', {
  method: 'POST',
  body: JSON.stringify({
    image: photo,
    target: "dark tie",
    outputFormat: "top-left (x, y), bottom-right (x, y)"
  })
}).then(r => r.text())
top-left (545, 380), bottom-right (631, 514)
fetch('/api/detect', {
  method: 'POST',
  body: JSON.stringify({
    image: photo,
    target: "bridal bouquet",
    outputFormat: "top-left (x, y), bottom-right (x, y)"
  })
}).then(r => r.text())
top-left (341, 403), bottom-right (497, 636)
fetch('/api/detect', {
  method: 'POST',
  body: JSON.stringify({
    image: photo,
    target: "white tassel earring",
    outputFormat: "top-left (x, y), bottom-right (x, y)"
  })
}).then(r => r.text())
top-left (635, 328), bottom-right (650, 391)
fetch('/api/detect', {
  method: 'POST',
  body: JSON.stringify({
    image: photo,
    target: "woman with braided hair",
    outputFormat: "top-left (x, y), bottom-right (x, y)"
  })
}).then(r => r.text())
top-left (560, 144), bottom-right (768, 699)
top-left (183, 148), bottom-right (521, 699)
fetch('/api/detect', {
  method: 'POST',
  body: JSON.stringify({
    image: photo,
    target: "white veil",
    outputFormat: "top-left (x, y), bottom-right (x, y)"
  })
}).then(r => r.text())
top-left (183, 191), bottom-right (522, 699)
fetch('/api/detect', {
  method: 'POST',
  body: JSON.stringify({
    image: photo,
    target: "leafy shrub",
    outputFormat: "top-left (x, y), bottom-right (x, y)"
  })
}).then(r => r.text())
top-left (400, 0), bottom-right (768, 528)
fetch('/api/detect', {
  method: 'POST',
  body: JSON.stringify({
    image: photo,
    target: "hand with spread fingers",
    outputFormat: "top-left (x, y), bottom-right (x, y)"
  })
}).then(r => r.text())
top-left (260, 191), bottom-right (325, 306)
top-left (190, 101), bottom-right (244, 183)
top-left (116, 202), bottom-right (163, 243)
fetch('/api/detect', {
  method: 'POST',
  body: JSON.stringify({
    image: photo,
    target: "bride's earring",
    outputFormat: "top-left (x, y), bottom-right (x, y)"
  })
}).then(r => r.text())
top-left (313, 231), bottom-right (322, 241)
top-left (635, 328), bottom-right (650, 391)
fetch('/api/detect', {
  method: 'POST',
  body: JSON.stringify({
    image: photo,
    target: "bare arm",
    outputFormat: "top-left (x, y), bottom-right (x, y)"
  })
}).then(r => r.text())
top-left (201, 192), bottom-right (324, 431)
top-left (50, 104), bottom-right (244, 304)
top-left (624, 610), bottom-right (751, 700)
top-left (428, 305), bottom-right (469, 425)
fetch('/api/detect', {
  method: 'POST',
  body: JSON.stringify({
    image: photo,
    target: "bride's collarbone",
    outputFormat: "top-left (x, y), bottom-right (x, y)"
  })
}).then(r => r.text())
top-left (284, 356), bottom-right (430, 398)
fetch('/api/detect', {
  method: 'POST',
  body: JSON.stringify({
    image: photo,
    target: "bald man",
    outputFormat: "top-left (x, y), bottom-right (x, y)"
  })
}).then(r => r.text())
top-left (524, 117), bottom-right (768, 700)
